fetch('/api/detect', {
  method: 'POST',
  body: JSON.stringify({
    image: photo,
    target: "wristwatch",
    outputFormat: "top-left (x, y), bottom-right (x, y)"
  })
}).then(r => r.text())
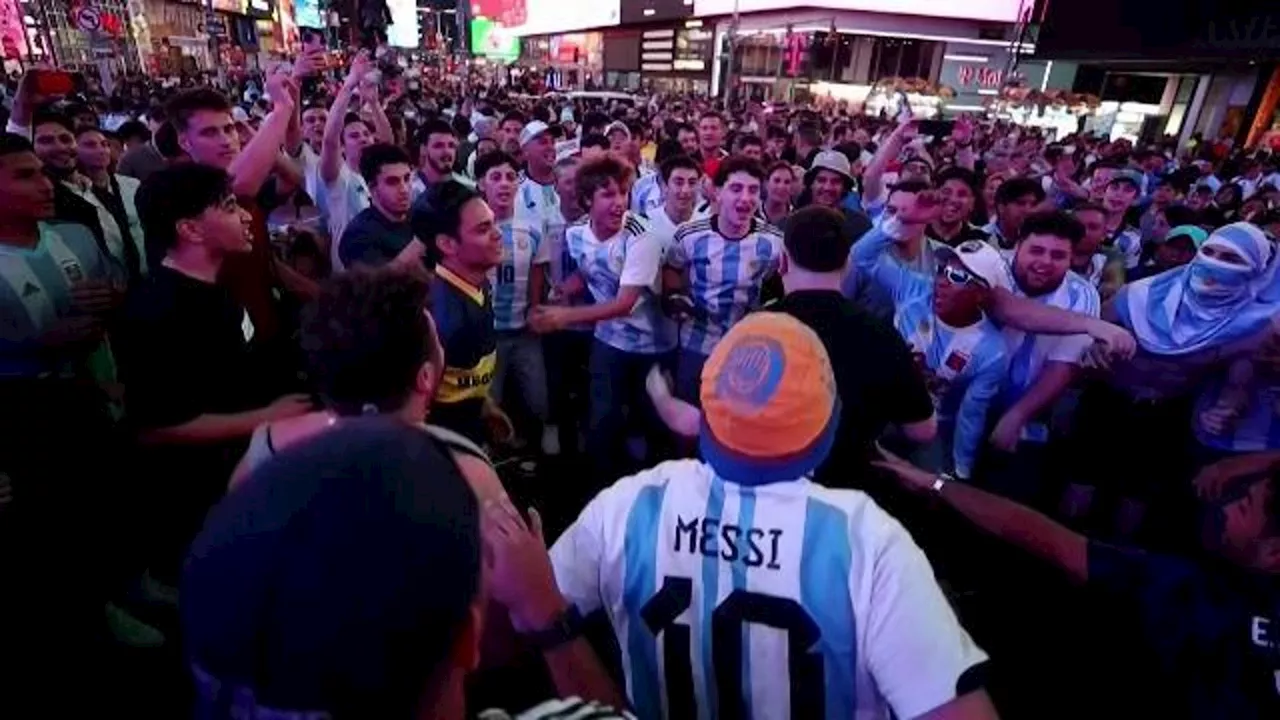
top-left (931, 472), bottom-right (954, 495)
top-left (524, 605), bottom-right (586, 652)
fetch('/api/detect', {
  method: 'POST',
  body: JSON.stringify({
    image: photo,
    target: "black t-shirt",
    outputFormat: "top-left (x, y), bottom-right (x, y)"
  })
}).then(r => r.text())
top-left (776, 290), bottom-right (934, 489)
top-left (117, 266), bottom-right (281, 515)
top-left (1089, 542), bottom-right (1280, 719)
top-left (338, 206), bottom-right (415, 269)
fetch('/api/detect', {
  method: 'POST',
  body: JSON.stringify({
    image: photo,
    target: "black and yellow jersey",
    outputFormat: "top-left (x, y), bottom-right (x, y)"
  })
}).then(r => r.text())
top-left (431, 264), bottom-right (497, 407)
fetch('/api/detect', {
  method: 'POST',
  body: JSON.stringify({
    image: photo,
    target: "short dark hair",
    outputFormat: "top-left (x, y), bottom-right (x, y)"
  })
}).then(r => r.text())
top-left (500, 110), bottom-right (525, 127)
top-left (302, 268), bottom-right (438, 415)
top-left (154, 121), bottom-right (183, 160)
top-left (32, 109), bottom-right (75, 136)
top-left (887, 178), bottom-right (933, 197)
top-left (936, 166), bottom-right (979, 194)
top-left (74, 125), bottom-right (106, 139)
top-left (659, 154), bottom-right (701, 184)
top-left (765, 160), bottom-right (794, 179)
top-left (1163, 204), bottom-right (1198, 228)
top-left (576, 155), bottom-right (634, 211)
top-left (474, 150), bottom-right (518, 181)
top-left (0, 132), bottom-right (34, 157)
top-left (580, 133), bottom-right (609, 152)
top-left (342, 112), bottom-right (369, 133)
top-left (136, 163), bottom-right (234, 259)
top-left (996, 176), bottom-right (1046, 206)
top-left (412, 181), bottom-right (483, 267)
top-left (358, 143), bottom-right (412, 185)
top-left (698, 110), bottom-right (723, 125)
top-left (117, 120), bottom-right (151, 144)
top-left (581, 111), bottom-right (609, 136)
top-left (784, 206), bottom-right (852, 273)
top-left (166, 89), bottom-right (232, 132)
top-left (415, 119), bottom-right (455, 147)
top-left (735, 134), bottom-right (763, 152)
top-left (675, 122), bottom-right (696, 136)
top-left (1072, 201), bottom-right (1107, 217)
top-left (713, 155), bottom-right (765, 187)
top-left (1019, 210), bottom-right (1085, 247)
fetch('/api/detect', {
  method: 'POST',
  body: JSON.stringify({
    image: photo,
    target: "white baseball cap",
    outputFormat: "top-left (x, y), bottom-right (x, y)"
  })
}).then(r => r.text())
top-left (934, 240), bottom-right (1011, 291)
top-left (519, 120), bottom-right (552, 147)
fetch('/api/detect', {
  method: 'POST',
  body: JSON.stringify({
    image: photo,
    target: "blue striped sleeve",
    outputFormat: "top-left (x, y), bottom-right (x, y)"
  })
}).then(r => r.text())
top-left (952, 347), bottom-right (1009, 478)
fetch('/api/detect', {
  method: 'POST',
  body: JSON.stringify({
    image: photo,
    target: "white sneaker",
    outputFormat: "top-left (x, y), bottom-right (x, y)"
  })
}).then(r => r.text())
top-left (541, 425), bottom-right (561, 456)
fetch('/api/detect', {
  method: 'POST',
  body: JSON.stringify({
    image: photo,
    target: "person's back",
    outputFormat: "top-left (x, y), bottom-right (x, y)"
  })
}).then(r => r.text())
top-left (550, 458), bottom-right (986, 719)
top-left (550, 313), bottom-right (992, 720)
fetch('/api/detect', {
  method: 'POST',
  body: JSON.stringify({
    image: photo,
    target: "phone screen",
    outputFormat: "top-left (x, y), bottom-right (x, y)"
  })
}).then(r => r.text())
top-left (35, 70), bottom-right (75, 97)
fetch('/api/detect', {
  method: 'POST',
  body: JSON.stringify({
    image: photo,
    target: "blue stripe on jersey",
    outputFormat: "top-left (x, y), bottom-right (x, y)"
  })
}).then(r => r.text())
top-left (800, 498), bottom-right (856, 719)
top-left (623, 483), bottom-right (667, 719)
top-left (734, 488), bottom-right (757, 720)
top-left (699, 477), bottom-right (726, 718)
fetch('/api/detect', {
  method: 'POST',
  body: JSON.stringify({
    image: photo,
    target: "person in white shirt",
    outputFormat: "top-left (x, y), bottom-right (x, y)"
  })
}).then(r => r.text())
top-left (550, 312), bottom-right (997, 720)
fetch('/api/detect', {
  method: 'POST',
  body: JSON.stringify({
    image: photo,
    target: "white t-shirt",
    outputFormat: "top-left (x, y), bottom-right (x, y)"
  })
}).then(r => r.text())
top-left (550, 459), bottom-right (988, 720)
top-left (325, 163), bottom-right (370, 270)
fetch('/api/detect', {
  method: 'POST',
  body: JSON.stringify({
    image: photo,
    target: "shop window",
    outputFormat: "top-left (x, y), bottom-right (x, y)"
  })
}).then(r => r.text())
top-left (869, 37), bottom-right (934, 81)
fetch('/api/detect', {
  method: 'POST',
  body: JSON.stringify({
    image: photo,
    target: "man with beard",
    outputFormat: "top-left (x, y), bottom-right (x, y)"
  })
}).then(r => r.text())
top-left (983, 210), bottom-right (1098, 505)
top-left (409, 119), bottom-right (470, 232)
top-left (30, 111), bottom-right (109, 258)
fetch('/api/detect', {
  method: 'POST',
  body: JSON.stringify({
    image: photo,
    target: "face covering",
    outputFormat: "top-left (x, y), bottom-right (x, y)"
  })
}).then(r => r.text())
top-left (1187, 256), bottom-right (1251, 304)
top-left (880, 214), bottom-right (906, 240)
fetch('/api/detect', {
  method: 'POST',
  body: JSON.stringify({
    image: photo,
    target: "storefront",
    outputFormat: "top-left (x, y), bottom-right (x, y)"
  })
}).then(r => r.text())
top-left (639, 20), bottom-right (714, 95)
top-left (25, 0), bottom-right (141, 70)
top-left (702, 4), bottom-right (1026, 103)
top-left (520, 32), bottom-right (604, 90)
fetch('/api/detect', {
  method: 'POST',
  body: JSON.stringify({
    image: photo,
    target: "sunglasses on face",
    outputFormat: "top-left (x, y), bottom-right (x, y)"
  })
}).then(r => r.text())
top-left (938, 264), bottom-right (985, 288)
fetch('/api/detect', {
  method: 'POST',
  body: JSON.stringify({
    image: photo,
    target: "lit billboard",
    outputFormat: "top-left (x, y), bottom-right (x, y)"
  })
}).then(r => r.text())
top-left (387, 0), bottom-right (419, 48)
top-left (693, 0), bottom-right (1024, 23)
top-left (471, 0), bottom-right (621, 37)
top-left (471, 16), bottom-right (521, 60)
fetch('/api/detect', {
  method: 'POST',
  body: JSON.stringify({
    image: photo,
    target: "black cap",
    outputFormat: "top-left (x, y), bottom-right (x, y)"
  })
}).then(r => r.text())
top-left (182, 418), bottom-right (482, 717)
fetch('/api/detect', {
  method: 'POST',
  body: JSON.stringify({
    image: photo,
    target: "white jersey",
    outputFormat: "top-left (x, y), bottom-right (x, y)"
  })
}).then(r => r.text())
top-left (550, 459), bottom-right (988, 720)
top-left (1001, 269), bottom-right (1099, 409)
top-left (565, 213), bottom-right (676, 355)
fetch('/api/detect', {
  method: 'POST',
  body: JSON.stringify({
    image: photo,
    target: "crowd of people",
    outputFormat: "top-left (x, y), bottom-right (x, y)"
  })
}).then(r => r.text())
top-left (2, 42), bottom-right (1280, 719)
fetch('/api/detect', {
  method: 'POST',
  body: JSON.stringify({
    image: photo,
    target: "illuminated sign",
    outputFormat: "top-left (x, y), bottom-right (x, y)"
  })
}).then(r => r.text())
top-left (293, 0), bottom-right (321, 28)
top-left (471, 16), bottom-right (520, 60)
top-left (387, 0), bottom-right (418, 48)
top-left (693, 0), bottom-right (1023, 23)
top-left (473, 0), bottom-right (620, 38)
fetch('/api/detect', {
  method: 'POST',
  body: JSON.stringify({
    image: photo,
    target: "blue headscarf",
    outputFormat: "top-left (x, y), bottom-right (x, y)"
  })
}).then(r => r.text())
top-left (1119, 222), bottom-right (1279, 356)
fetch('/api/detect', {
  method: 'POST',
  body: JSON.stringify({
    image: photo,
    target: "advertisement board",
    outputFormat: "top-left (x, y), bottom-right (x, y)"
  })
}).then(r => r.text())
top-left (293, 0), bottom-right (321, 28)
top-left (471, 16), bottom-right (520, 60)
top-left (692, 0), bottom-right (1023, 24)
top-left (387, 0), bottom-right (418, 48)
top-left (472, 0), bottom-right (620, 37)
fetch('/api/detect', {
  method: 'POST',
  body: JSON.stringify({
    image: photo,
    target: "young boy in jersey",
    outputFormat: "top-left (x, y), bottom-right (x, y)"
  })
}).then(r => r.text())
top-left (476, 150), bottom-right (556, 456)
top-left (664, 156), bottom-right (783, 405)
top-left (643, 154), bottom-right (700, 247)
top-left (528, 155), bottom-right (675, 483)
top-left (549, 313), bottom-right (997, 720)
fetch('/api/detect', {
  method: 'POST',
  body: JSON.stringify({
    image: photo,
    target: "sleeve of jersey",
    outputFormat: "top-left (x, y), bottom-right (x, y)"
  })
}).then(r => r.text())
top-left (849, 227), bottom-right (912, 300)
top-left (862, 513), bottom-right (990, 719)
top-left (619, 233), bottom-right (662, 288)
top-left (532, 226), bottom-right (551, 264)
top-left (665, 233), bottom-right (689, 271)
top-left (951, 350), bottom-right (1009, 479)
top-left (549, 473), bottom-right (659, 616)
top-left (1046, 281), bottom-right (1101, 365)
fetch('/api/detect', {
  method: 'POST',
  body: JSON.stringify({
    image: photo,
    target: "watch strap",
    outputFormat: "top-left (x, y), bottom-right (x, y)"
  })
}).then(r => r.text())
top-left (525, 605), bottom-right (585, 652)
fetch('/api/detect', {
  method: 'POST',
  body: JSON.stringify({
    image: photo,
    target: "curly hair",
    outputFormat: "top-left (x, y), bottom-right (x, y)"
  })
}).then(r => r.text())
top-left (301, 268), bottom-right (438, 416)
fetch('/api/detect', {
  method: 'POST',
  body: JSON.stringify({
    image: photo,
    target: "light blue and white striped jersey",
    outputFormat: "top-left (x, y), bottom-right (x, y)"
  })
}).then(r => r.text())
top-left (549, 459), bottom-right (988, 720)
top-left (489, 216), bottom-right (549, 331)
top-left (1000, 268), bottom-right (1099, 420)
top-left (1193, 362), bottom-right (1280, 452)
top-left (0, 222), bottom-right (119, 378)
top-left (666, 216), bottom-right (784, 357)
top-left (896, 298), bottom-right (1008, 479)
top-left (631, 170), bottom-right (664, 217)
top-left (518, 175), bottom-right (561, 234)
top-left (544, 211), bottom-right (592, 333)
top-left (854, 227), bottom-right (1007, 477)
top-left (1106, 225), bottom-right (1143, 270)
top-left (566, 213), bottom-right (675, 355)
top-left (847, 226), bottom-right (943, 310)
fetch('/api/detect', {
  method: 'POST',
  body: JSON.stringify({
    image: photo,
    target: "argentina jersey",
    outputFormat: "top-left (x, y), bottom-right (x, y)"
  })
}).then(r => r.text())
top-left (1107, 226), bottom-right (1143, 270)
top-left (847, 226), bottom-right (941, 310)
top-left (1000, 269), bottom-right (1098, 416)
top-left (895, 298), bottom-right (1008, 478)
top-left (490, 216), bottom-right (548, 331)
top-left (549, 459), bottom-right (989, 720)
top-left (544, 212), bottom-right (593, 333)
top-left (566, 213), bottom-right (675, 355)
top-left (667, 216), bottom-right (784, 357)
top-left (518, 175), bottom-right (560, 231)
top-left (631, 170), bottom-right (664, 217)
